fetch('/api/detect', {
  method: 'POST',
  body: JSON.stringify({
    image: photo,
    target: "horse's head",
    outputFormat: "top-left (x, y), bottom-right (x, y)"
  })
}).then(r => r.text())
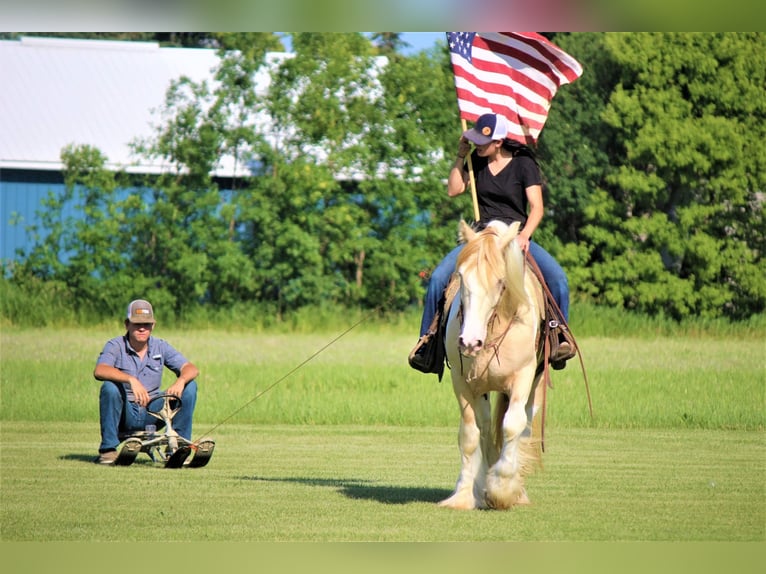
top-left (455, 220), bottom-right (521, 357)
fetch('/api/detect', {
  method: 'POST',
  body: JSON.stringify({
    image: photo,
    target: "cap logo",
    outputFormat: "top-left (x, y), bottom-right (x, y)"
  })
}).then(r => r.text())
top-left (482, 126), bottom-right (492, 136)
top-left (135, 309), bottom-right (150, 316)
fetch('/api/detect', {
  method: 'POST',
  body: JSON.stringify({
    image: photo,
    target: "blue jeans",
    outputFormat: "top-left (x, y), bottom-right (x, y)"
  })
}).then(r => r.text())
top-left (419, 240), bottom-right (569, 337)
top-left (98, 380), bottom-right (198, 452)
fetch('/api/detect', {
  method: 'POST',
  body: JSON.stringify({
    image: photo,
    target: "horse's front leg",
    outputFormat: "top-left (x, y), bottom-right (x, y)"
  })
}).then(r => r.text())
top-left (439, 388), bottom-right (492, 510)
top-left (485, 368), bottom-right (538, 509)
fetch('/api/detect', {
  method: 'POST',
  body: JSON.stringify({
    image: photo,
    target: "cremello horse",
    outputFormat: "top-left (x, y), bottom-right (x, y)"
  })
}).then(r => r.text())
top-left (441, 220), bottom-right (546, 510)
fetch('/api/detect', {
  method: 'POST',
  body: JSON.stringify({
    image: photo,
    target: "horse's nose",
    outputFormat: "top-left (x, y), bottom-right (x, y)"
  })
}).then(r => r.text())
top-left (459, 336), bottom-right (483, 356)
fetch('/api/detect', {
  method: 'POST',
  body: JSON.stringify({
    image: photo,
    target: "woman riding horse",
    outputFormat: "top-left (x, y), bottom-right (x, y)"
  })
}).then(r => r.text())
top-left (411, 113), bottom-right (574, 373)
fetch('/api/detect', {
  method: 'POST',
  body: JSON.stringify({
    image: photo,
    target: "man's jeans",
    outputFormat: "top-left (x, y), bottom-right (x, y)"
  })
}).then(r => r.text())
top-left (419, 240), bottom-right (569, 337)
top-left (98, 380), bottom-right (198, 452)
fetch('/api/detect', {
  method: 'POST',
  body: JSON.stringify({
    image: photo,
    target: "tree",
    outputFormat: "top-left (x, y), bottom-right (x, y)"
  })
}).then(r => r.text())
top-left (601, 33), bottom-right (765, 319)
top-left (260, 33), bottom-right (464, 312)
top-left (12, 145), bottom-right (139, 318)
top-left (370, 32), bottom-right (409, 55)
top-left (130, 33), bottom-right (283, 316)
top-left (11, 32), bottom-right (763, 324)
top-left (542, 33), bottom-right (765, 320)
top-left (536, 33), bottom-right (619, 293)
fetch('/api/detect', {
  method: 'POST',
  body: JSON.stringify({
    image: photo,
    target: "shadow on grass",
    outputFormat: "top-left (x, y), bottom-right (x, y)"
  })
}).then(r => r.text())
top-left (60, 453), bottom-right (99, 463)
top-left (59, 453), bottom-right (157, 467)
top-left (242, 475), bottom-right (450, 505)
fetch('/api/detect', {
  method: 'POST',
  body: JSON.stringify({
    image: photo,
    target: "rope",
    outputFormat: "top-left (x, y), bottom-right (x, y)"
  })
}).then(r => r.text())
top-left (191, 305), bottom-right (385, 443)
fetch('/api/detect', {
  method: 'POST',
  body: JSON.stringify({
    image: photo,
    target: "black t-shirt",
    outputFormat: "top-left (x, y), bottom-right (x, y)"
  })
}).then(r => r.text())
top-left (464, 153), bottom-right (542, 228)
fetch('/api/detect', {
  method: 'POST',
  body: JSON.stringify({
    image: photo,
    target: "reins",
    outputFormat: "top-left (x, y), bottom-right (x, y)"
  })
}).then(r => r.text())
top-left (463, 284), bottom-right (512, 380)
top-left (191, 303), bottom-right (388, 444)
top-left (525, 253), bottom-right (594, 423)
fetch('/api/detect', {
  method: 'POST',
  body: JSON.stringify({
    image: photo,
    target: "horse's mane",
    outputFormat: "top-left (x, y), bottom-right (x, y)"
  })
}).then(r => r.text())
top-left (457, 221), bottom-right (530, 315)
top-left (456, 225), bottom-right (506, 293)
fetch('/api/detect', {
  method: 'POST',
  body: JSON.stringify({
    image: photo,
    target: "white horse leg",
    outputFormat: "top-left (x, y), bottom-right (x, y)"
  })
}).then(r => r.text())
top-left (485, 373), bottom-right (536, 509)
top-left (478, 394), bottom-right (499, 468)
top-left (439, 393), bottom-right (491, 510)
top-left (523, 376), bottom-right (543, 438)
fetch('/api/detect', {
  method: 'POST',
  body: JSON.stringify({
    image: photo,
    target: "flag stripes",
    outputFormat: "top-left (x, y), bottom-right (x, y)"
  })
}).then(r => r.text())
top-left (448, 32), bottom-right (583, 145)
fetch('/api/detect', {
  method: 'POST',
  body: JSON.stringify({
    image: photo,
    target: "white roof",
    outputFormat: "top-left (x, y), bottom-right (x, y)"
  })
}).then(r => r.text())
top-left (0, 36), bottom-right (285, 177)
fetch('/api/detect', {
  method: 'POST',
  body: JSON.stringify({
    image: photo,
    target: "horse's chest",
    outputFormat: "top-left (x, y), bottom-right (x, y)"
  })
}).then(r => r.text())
top-left (464, 328), bottom-right (536, 381)
top-left (463, 354), bottom-right (516, 390)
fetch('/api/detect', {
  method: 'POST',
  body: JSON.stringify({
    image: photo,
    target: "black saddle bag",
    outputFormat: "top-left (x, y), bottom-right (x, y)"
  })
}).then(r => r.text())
top-left (408, 321), bottom-right (446, 380)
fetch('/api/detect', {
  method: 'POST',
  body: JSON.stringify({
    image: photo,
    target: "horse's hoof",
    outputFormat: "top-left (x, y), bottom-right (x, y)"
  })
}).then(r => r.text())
top-left (485, 487), bottom-right (531, 509)
top-left (438, 495), bottom-right (476, 510)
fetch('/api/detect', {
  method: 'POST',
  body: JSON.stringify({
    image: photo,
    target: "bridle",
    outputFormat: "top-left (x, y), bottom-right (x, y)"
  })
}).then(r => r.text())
top-left (459, 282), bottom-right (519, 382)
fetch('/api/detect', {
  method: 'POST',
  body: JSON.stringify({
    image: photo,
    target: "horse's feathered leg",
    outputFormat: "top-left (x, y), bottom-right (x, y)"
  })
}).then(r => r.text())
top-left (484, 365), bottom-right (539, 509)
top-left (523, 371), bottom-right (545, 439)
top-left (438, 388), bottom-right (491, 510)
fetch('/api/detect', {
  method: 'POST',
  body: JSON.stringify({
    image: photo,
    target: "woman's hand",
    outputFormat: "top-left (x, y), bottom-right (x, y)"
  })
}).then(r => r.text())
top-left (515, 234), bottom-right (531, 253)
top-left (456, 137), bottom-right (471, 159)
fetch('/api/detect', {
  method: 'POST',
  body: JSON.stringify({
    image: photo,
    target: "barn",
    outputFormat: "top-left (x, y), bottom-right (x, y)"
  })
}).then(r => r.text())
top-left (0, 36), bottom-right (286, 265)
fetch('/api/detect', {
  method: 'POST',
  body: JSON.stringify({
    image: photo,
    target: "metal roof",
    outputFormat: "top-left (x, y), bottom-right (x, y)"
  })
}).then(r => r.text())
top-left (0, 36), bottom-right (283, 177)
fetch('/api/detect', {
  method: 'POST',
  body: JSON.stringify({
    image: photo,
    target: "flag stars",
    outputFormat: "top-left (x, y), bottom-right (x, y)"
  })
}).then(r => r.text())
top-left (448, 32), bottom-right (476, 62)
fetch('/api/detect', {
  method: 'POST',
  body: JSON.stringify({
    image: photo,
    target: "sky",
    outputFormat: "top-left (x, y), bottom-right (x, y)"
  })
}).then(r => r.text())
top-left (398, 32), bottom-right (445, 54)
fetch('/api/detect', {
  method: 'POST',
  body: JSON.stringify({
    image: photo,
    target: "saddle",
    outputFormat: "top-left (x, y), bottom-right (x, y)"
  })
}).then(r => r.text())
top-left (408, 253), bottom-right (580, 380)
top-left (524, 253), bottom-right (578, 370)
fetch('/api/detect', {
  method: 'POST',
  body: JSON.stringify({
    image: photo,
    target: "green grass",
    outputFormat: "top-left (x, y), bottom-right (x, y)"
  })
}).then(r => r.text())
top-left (1, 328), bottom-right (762, 429)
top-left (1, 422), bottom-right (763, 542)
top-left (1, 326), bottom-right (764, 542)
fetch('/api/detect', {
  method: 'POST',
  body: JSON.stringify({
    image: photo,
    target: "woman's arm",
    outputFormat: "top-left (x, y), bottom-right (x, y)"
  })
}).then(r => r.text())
top-left (518, 184), bottom-right (544, 251)
top-left (447, 138), bottom-right (471, 197)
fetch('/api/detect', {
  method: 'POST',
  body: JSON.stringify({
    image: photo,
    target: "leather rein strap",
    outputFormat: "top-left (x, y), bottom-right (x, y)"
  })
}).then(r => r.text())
top-left (524, 252), bottom-right (594, 448)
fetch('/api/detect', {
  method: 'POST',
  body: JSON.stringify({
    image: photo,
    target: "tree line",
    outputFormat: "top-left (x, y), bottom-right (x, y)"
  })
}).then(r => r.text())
top-left (5, 32), bottom-right (765, 323)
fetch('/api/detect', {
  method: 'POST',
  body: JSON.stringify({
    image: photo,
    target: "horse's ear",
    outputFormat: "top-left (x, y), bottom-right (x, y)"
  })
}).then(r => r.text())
top-left (499, 221), bottom-right (521, 250)
top-left (459, 220), bottom-right (476, 243)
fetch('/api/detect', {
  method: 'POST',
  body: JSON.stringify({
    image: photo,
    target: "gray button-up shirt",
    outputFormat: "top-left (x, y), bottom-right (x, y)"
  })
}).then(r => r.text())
top-left (96, 335), bottom-right (189, 401)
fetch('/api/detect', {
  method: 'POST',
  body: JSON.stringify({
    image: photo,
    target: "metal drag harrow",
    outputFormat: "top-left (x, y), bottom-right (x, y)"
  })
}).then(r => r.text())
top-left (114, 394), bottom-right (215, 468)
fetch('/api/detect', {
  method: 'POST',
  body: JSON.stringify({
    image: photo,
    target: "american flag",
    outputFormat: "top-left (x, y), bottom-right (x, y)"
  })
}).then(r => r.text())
top-left (447, 32), bottom-right (583, 145)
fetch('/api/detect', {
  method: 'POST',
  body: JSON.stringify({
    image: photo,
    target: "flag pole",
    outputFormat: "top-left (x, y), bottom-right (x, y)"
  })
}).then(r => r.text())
top-left (461, 118), bottom-right (481, 222)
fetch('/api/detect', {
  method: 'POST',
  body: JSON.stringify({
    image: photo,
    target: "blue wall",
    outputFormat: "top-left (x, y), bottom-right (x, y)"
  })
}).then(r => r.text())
top-left (1, 171), bottom-right (236, 268)
top-left (0, 170), bottom-right (67, 265)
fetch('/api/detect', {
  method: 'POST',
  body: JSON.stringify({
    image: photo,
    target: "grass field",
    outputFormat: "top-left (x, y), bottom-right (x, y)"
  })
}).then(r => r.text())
top-left (1, 326), bottom-right (764, 544)
top-left (1, 423), bottom-right (763, 542)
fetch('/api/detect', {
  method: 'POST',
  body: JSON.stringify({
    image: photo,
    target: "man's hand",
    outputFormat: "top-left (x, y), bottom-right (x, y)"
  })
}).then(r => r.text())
top-left (167, 380), bottom-right (186, 398)
top-left (128, 378), bottom-right (150, 407)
